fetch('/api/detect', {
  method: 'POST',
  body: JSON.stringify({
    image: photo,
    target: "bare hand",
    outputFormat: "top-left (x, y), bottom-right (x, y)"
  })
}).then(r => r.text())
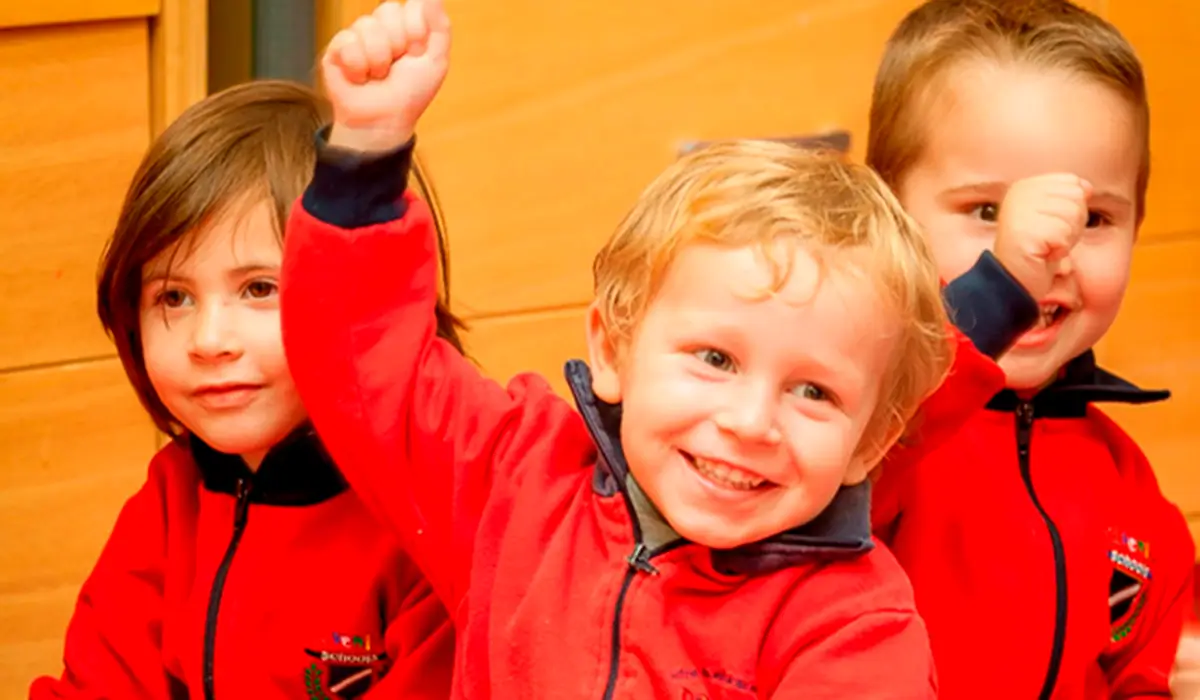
top-left (993, 173), bottom-right (1091, 301)
top-left (322, 0), bottom-right (451, 153)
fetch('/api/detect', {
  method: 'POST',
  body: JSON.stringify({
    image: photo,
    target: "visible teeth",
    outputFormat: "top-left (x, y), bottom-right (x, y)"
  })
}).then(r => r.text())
top-left (1036, 304), bottom-right (1061, 329)
top-left (690, 456), bottom-right (766, 490)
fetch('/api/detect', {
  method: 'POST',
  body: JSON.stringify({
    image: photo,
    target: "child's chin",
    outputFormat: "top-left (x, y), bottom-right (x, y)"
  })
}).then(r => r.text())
top-left (668, 514), bottom-right (759, 551)
top-left (194, 428), bottom-right (275, 458)
top-left (1000, 354), bottom-right (1065, 392)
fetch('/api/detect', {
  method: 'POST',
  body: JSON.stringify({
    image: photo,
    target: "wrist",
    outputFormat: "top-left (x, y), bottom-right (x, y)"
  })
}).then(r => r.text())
top-left (328, 122), bottom-right (415, 154)
top-left (991, 248), bottom-right (1039, 298)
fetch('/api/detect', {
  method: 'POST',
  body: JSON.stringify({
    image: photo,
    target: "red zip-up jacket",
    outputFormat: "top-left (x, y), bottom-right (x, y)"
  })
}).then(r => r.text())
top-left (30, 429), bottom-right (454, 700)
top-left (874, 352), bottom-right (1195, 699)
top-left (279, 138), bottom-right (1036, 698)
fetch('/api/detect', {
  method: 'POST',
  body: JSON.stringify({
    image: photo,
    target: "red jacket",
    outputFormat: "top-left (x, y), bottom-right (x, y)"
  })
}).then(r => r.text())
top-left (874, 352), bottom-right (1195, 699)
top-left (278, 139), bottom-right (1026, 698)
top-left (30, 430), bottom-right (454, 700)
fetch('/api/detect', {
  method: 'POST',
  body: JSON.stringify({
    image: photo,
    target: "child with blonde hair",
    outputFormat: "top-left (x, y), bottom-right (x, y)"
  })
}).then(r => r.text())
top-left (280, 1), bottom-right (1062, 696)
top-left (867, 1), bottom-right (1195, 697)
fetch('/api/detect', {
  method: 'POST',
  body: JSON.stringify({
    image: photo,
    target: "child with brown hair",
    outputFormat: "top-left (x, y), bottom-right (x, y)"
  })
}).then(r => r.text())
top-left (31, 80), bottom-right (458, 700)
top-left (277, 2), bottom-right (1070, 696)
top-left (867, 1), bottom-right (1195, 697)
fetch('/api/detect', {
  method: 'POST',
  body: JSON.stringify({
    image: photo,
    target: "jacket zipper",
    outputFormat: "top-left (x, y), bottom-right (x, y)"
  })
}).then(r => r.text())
top-left (600, 472), bottom-right (688, 700)
top-left (1016, 402), bottom-right (1067, 700)
top-left (601, 543), bottom-right (668, 700)
top-left (203, 478), bottom-right (252, 700)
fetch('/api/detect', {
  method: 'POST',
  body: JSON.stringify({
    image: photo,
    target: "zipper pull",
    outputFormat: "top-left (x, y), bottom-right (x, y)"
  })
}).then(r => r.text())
top-left (233, 478), bottom-right (252, 529)
top-left (627, 543), bottom-right (659, 575)
top-left (1016, 401), bottom-right (1034, 456)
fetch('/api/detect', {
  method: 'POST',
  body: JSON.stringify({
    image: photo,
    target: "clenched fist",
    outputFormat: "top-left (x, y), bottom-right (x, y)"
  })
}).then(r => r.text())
top-left (323, 0), bottom-right (451, 153)
top-left (993, 173), bottom-right (1092, 302)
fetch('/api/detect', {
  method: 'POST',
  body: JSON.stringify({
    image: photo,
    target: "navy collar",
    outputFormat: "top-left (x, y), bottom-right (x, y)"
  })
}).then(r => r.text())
top-left (188, 426), bottom-right (347, 506)
top-left (987, 350), bottom-right (1169, 418)
top-left (564, 360), bottom-right (873, 576)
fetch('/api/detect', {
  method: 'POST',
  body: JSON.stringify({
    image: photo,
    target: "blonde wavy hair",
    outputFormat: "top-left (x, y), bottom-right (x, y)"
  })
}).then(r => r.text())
top-left (593, 140), bottom-right (953, 466)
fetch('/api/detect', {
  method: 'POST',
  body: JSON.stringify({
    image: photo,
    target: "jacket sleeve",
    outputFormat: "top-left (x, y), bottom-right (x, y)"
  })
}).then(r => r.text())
top-left (29, 457), bottom-right (177, 700)
top-left (370, 553), bottom-right (457, 699)
top-left (281, 134), bottom-right (571, 610)
top-left (872, 250), bottom-right (1037, 533)
top-left (765, 609), bottom-right (938, 699)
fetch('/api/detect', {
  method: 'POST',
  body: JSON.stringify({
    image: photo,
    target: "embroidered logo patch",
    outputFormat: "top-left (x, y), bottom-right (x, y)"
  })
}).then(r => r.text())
top-left (304, 633), bottom-right (388, 700)
top-left (1108, 530), bottom-right (1152, 643)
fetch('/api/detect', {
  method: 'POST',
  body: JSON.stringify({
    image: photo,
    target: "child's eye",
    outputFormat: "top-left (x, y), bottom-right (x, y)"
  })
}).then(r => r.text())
top-left (156, 288), bottom-right (191, 308)
top-left (695, 348), bottom-right (735, 372)
top-left (244, 279), bottom-right (279, 299)
top-left (970, 203), bottom-right (999, 223)
top-left (791, 382), bottom-right (829, 402)
top-left (1085, 210), bottom-right (1109, 228)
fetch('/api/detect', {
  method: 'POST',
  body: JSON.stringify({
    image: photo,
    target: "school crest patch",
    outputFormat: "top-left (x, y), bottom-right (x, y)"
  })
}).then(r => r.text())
top-left (303, 633), bottom-right (389, 699)
top-left (1108, 530), bottom-right (1151, 643)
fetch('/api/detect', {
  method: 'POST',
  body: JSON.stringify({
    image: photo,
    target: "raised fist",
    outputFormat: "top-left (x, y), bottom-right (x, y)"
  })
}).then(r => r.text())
top-left (322, 0), bottom-right (451, 153)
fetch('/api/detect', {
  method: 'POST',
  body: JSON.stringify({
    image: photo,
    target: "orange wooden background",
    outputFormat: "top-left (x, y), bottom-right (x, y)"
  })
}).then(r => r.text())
top-left (1, 0), bottom-right (1196, 693)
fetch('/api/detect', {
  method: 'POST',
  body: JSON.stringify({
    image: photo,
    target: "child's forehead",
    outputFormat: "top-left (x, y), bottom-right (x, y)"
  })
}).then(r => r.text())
top-left (651, 241), bottom-right (882, 321)
top-left (916, 61), bottom-right (1142, 186)
top-left (142, 199), bottom-right (281, 279)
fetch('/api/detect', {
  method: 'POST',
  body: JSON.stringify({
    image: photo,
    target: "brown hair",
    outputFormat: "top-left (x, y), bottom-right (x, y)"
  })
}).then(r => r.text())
top-left (97, 79), bottom-right (464, 436)
top-left (866, 0), bottom-right (1149, 218)
top-left (593, 140), bottom-right (952, 465)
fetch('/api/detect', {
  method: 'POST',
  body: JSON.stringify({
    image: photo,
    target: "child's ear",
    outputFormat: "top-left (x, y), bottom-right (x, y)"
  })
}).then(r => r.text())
top-left (842, 457), bottom-right (871, 486)
top-left (585, 303), bottom-right (623, 403)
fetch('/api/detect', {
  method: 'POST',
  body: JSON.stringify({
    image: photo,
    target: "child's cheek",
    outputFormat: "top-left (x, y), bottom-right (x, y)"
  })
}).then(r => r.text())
top-left (781, 415), bottom-right (855, 485)
top-left (926, 217), bottom-right (989, 284)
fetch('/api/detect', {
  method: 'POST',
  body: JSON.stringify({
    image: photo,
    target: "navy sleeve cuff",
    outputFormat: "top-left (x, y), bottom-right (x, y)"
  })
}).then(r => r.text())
top-left (943, 250), bottom-right (1039, 359)
top-left (300, 126), bottom-right (413, 229)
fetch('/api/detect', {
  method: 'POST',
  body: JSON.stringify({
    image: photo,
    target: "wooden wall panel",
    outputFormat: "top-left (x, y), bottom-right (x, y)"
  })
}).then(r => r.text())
top-left (0, 1), bottom-right (156, 30)
top-left (1095, 240), bottom-right (1200, 517)
top-left (0, 20), bottom-right (150, 371)
top-left (151, 0), bottom-right (207, 134)
top-left (316, 0), bottom-right (382, 50)
top-left (1108, 0), bottom-right (1200, 240)
top-left (419, 0), bottom-right (915, 319)
top-left (0, 3), bottom-right (204, 692)
top-left (0, 359), bottom-right (155, 691)
top-left (466, 307), bottom-right (589, 398)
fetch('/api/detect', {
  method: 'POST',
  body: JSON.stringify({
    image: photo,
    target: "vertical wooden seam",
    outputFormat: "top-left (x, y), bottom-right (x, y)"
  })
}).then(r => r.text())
top-left (150, 0), bottom-right (208, 136)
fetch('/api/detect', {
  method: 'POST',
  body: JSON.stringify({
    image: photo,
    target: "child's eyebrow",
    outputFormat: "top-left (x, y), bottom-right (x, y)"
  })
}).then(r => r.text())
top-left (939, 181), bottom-right (1006, 199)
top-left (141, 263), bottom-right (279, 285)
top-left (941, 182), bottom-right (1133, 211)
top-left (1089, 191), bottom-right (1134, 210)
top-left (226, 263), bottom-right (281, 277)
top-left (142, 270), bottom-right (185, 285)
top-left (802, 355), bottom-right (866, 402)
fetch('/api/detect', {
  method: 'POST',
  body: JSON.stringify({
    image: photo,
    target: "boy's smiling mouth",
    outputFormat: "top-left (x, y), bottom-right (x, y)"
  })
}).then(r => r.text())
top-left (1036, 302), bottom-right (1070, 329)
top-left (1014, 300), bottom-right (1076, 349)
top-left (681, 452), bottom-right (772, 491)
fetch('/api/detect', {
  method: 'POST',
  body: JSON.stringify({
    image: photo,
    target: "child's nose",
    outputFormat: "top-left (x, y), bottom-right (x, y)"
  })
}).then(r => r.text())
top-left (189, 302), bottom-right (243, 361)
top-left (713, 383), bottom-right (782, 446)
top-left (1054, 252), bottom-right (1075, 278)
